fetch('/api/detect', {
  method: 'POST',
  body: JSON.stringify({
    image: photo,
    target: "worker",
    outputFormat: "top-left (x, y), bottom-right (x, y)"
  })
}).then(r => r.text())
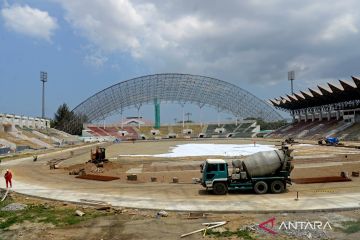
top-left (4, 169), bottom-right (12, 188)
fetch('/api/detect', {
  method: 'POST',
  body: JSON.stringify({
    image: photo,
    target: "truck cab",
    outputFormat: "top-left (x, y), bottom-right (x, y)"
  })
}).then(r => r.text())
top-left (201, 159), bottom-right (229, 195)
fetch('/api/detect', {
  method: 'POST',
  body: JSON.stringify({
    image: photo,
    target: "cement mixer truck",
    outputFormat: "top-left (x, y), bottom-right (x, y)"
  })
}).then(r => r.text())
top-left (200, 146), bottom-right (293, 195)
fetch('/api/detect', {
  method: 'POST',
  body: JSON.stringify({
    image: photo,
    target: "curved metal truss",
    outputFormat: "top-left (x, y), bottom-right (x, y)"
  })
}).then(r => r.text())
top-left (72, 73), bottom-right (282, 122)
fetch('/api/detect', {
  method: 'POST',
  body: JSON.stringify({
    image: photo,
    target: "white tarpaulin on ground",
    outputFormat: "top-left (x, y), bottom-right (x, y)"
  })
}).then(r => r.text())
top-left (120, 144), bottom-right (276, 158)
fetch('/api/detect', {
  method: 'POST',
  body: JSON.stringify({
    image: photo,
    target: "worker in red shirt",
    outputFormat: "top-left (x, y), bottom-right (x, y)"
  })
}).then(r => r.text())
top-left (4, 169), bottom-right (12, 188)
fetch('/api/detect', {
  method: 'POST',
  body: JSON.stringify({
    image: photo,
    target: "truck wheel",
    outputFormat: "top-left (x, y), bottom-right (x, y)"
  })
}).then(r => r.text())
top-left (213, 182), bottom-right (228, 195)
top-left (254, 181), bottom-right (268, 194)
top-left (270, 180), bottom-right (285, 193)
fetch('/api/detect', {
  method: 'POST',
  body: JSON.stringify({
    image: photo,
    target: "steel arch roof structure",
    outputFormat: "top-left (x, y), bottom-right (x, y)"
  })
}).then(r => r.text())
top-left (72, 73), bottom-right (282, 122)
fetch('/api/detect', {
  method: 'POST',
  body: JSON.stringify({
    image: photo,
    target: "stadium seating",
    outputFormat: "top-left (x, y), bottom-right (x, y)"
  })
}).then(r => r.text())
top-left (265, 119), bottom-right (357, 141)
top-left (101, 127), bottom-right (123, 138)
top-left (205, 124), bottom-right (220, 137)
top-left (122, 126), bottom-right (139, 139)
top-left (223, 123), bottom-right (238, 133)
top-left (338, 123), bottom-right (360, 141)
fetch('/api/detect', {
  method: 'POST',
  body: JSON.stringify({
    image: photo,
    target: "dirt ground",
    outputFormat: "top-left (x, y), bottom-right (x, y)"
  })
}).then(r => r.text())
top-left (1, 192), bottom-right (360, 240)
top-left (2, 138), bottom-right (360, 239)
top-left (3, 138), bottom-right (360, 201)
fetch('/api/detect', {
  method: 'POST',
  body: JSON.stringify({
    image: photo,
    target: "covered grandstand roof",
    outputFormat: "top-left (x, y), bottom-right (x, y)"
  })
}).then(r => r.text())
top-left (72, 73), bottom-right (282, 122)
top-left (270, 76), bottom-right (360, 111)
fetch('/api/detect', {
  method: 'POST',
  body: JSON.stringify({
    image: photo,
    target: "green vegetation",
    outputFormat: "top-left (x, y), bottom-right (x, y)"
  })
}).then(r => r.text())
top-left (206, 228), bottom-right (255, 240)
top-left (52, 103), bottom-right (87, 135)
top-left (340, 220), bottom-right (360, 234)
top-left (0, 198), bottom-right (109, 230)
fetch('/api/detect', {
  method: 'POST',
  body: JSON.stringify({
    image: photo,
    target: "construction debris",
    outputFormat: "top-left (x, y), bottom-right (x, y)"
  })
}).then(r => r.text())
top-left (50, 164), bottom-right (59, 170)
top-left (0, 189), bottom-right (9, 202)
top-left (192, 178), bottom-right (200, 184)
top-left (48, 157), bottom-right (66, 169)
top-left (156, 210), bottom-right (168, 217)
top-left (293, 176), bottom-right (351, 184)
top-left (96, 205), bottom-right (111, 211)
top-left (180, 221), bottom-right (227, 238)
top-left (340, 171), bottom-right (349, 178)
top-left (69, 168), bottom-right (85, 175)
top-left (284, 137), bottom-right (298, 144)
top-left (91, 167), bottom-right (104, 173)
top-left (1, 203), bottom-right (27, 211)
top-left (188, 212), bottom-right (205, 219)
top-left (127, 174), bottom-right (137, 181)
top-left (75, 210), bottom-right (85, 216)
top-left (76, 174), bottom-right (120, 181)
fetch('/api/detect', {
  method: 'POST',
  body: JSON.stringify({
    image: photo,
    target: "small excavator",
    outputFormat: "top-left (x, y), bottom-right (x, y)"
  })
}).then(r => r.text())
top-left (89, 147), bottom-right (109, 166)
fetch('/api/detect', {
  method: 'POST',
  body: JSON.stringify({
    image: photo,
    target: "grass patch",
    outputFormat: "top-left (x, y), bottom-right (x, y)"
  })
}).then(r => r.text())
top-left (0, 199), bottom-right (110, 230)
top-left (340, 220), bottom-right (360, 234)
top-left (206, 229), bottom-right (255, 240)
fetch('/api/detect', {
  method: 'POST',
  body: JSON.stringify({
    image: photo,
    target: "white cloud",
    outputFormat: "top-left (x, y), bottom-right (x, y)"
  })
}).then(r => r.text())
top-left (1, 4), bottom-right (58, 41)
top-left (81, 45), bottom-right (108, 68)
top-left (319, 14), bottom-right (358, 41)
top-left (56, 0), bottom-right (360, 93)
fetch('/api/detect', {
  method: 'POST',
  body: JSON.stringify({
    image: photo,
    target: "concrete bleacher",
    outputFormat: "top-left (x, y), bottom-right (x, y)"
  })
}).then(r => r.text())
top-left (0, 131), bottom-right (40, 150)
top-left (338, 123), bottom-right (360, 141)
top-left (87, 126), bottom-right (109, 136)
top-left (205, 124), bottom-right (219, 137)
top-left (82, 121), bottom-right (262, 140)
top-left (233, 122), bottom-right (259, 138)
top-left (266, 119), bottom-right (357, 141)
top-left (135, 126), bottom-right (154, 138)
top-left (287, 121), bottom-right (318, 138)
top-left (123, 126), bottom-right (139, 139)
top-left (184, 124), bottom-right (203, 137)
top-left (18, 127), bottom-right (56, 146)
top-left (85, 125), bottom-right (139, 140)
top-left (307, 120), bottom-right (342, 140)
top-left (102, 127), bottom-right (123, 138)
top-left (223, 123), bottom-right (238, 133)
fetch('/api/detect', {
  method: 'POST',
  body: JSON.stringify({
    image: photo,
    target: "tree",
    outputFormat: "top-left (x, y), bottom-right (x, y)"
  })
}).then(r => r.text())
top-left (53, 103), bottom-right (87, 135)
top-left (53, 103), bottom-right (72, 126)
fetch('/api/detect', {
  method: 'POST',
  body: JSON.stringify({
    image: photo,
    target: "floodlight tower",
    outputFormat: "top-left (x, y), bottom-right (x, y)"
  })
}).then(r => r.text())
top-left (288, 70), bottom-right (295, 121)
top-left (40, 71), bottom-right (48, 118)
top-left (288, 70), bottom-right (295, 95)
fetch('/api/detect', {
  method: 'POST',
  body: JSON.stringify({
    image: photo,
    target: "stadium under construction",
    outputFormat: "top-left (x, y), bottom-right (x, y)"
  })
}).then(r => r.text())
top-left (2, 74), bottom-right (360, 218)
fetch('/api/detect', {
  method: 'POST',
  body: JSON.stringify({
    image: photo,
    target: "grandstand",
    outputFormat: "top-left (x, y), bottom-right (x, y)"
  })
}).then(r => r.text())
top-left (269, 76), bottom-right (360, 140)
top-left (82, 120), bottom-right (261, 140)
top-left (0, 113), bottom-right (80, 154)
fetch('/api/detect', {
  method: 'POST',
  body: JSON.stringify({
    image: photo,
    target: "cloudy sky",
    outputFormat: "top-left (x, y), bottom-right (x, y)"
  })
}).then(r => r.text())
top-left (1, 0), bottom-right (360, 123)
